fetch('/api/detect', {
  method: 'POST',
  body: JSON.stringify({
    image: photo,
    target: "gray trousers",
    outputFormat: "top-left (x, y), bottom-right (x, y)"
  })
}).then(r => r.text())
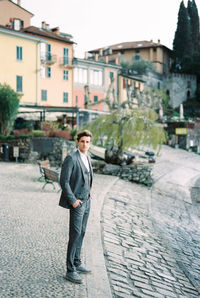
top-left (67, 199), bottom-right (91, 272)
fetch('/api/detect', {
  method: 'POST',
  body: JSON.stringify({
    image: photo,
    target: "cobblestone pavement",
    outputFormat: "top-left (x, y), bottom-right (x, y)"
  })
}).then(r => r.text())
top-left (102, 179), bottom-right (200, 298)
top-left (1, 146), bottom-right (200, 298)
top-left (101, 147), bottom-right (200, 298)
top-left (0, 163), bottom-right (88, 297)
top-left (0, 163), bottom-right (115, 298)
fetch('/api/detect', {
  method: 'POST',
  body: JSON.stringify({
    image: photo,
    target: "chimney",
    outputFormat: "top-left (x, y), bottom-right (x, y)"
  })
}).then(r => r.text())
top-left (95, 53), bottom-right (98, 61)
top-left (157, 39), bottom-right (160, 44)
top-left (17, 0), bottom-right (21, 6)
top-left (150, 39), bottom-right (153, 43)
top-left (52, 27), bottom-right (60, 35)
top-left (45, 24), bottom-right (50, 30)
top-left (84, 52), bottom-right (88, 59)
top-left (99, 49), bottom-right (103, 56)
top-left (41, 21), bottom-right (46, 29)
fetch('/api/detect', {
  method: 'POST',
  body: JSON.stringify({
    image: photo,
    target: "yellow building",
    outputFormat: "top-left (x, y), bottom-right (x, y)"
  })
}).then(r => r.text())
top-left (0, 0), bottom-right (75, 122)
top-left (88, 40), bottom-right (173, 74)
top-left (0, 26), bottom-right (43, 105)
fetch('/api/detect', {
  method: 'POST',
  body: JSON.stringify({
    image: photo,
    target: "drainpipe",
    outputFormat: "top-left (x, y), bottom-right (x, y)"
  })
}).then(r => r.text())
top-left (36, 41), bottom-right (40, 106)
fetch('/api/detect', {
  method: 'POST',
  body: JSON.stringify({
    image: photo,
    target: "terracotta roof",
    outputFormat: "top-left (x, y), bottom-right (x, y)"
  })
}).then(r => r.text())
top-left (89, 40), bottom-right (172, 53)
top-left (21, 26), bottom-right (74, 44)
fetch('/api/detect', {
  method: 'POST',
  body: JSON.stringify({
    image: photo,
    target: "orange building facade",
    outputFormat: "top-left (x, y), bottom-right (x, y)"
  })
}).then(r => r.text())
top-left (0, 0), bottom-right (33, 29)
top-left (22, 24), bottom-right (74, 108)
top-left (88, 40), bottom-right (173, 74)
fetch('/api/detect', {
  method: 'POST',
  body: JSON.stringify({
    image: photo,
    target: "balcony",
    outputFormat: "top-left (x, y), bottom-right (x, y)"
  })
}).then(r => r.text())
top-left (40, 53), bottom-right (57, 65)
top-left (59, 57), bottom-right (76, 68)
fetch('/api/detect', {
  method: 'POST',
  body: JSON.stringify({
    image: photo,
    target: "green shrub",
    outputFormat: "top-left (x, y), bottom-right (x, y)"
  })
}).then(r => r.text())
top-left (0, 135), bottom-right (15, 140)
top-left (32, 130), bottom-right (45, 137)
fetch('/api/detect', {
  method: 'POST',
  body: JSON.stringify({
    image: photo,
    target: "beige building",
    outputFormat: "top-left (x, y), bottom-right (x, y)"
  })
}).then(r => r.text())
top-left (88, 40), bottom-right (173, 74)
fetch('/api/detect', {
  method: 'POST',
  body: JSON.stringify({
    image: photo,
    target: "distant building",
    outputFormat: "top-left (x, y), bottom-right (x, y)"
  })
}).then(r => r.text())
top-left (74, 57), bottom-right (121, 111)
top-left (87, 40), bottom-right (173, 74)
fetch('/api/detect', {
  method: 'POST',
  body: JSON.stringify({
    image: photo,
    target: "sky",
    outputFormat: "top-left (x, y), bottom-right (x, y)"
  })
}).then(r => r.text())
top-left (19, 0), bottom-right (200, 58)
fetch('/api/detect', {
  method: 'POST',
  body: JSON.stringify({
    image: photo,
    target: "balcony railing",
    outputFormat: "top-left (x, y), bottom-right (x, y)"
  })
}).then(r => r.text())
top-left (59, 57), bottom-right (75, 68)
top-left (40, 53), bottom-right (57, 64)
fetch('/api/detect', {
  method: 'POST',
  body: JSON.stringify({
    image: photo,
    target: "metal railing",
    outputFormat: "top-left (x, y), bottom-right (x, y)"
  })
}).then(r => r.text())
top-left (40, 53), bottom-right (57, 64)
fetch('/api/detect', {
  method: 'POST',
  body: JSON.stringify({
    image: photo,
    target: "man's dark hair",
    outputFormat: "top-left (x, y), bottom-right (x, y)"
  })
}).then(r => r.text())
top-left (77, 130), bottom-right (92, 142)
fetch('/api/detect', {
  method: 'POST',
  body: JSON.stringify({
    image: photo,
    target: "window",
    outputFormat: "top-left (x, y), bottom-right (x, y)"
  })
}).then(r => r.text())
top-left (133, 55), bottom-right (141, 62)
top-left (47, 44), bottom-right (51, 60)
top-left (94, 95), bottom-right (98, 102)
top-left (16, 46), bottom-right (22, 61)
top-left (40, 43), bottom-right (46, 61)
top-left (74, 67), bottom-right (87, 84)
top-left (47, 67), bottom-right (51, 78)
top-left (41, 90), bottom-right (47, 101)
top-left (63, 70), bottom-right (68, 80)
top-left (13, 19), bottom-right (23, 30)
top-left (75, 96), bottom-right (78, 106)
top-left (40, 66), bottom-right (45, 78)
top-left (16, 76), bottom-right (22, 92)
top-left (90, 69), bottom-right (103, 86)
top-left (110, 72), bottom-right (114, 79)
top-left (63, 48), bottom-right (69, 65)
top-left (63, 92), bottom-right (68, 103)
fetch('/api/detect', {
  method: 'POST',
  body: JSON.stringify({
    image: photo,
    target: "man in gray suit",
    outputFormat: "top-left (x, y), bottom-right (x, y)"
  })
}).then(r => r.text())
top-left (59, 130), bottom-right (93, 284)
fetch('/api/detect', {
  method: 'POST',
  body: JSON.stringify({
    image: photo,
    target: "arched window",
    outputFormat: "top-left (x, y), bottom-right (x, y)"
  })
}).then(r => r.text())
top-left (187, 90), bottom-right (190, 99)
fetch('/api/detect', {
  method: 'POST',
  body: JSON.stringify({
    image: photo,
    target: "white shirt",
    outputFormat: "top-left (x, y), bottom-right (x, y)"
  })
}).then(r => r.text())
top-left (79, 150), bottom-right (90, 172)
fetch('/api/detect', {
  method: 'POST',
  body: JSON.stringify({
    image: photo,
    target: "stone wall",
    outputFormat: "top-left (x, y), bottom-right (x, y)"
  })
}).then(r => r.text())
top-left (92, 159), bottom-right (153, 186)
top-left (163, 73), bottom-right (197, 108)
top-left (0, 137), bottom-right (76, 167)
top-left (0, 137), bottom-right (153, 186)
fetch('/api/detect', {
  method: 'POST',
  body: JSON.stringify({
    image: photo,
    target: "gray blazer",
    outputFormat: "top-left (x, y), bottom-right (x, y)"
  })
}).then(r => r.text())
top-left (59, 150), bottom-right (93, 209)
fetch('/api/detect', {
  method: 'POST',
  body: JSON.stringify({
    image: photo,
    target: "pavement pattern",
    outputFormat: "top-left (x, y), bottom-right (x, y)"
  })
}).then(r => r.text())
top-left (1, 145), bottom-right (200, 298)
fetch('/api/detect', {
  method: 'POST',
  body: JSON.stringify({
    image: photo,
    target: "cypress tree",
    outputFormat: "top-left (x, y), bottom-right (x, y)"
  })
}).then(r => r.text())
top-left (187, 0), bottom-right (200, 53)
top-left (173, 1), bottom-right (192, 69)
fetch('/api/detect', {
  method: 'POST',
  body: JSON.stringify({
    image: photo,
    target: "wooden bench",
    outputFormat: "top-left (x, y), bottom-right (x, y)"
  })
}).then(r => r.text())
top-left (37, 160), bottom-right (50, 181)
top-left (42, 167), bottom-right (61, 192)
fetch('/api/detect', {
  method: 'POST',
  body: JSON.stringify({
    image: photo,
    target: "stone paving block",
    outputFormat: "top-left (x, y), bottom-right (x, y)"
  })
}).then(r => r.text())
top-left (156, 287), bottom-right (182, 297)
top-left (104, 236), bottom-right (120, 245)
top-left (107, 267), bottom-right (128, 278)
top-left (134, 281), bottom-right (154, 291)
top-left (112, 280), bottom-right (135, 292)
top-left (130, 274), bottom-right (149, 284)
top-left (155, 271), bottom-right (177, 281)
top-left (151, 280), bottom-right (180, 292)
top-left (109, 273), bottom-right (130, 284)
top-left (112, 285), bottom-right (132, 295)
top-left (104, 243), bottom-right (123, 256)
top-left (141, 289), bottom-right (165, 298)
